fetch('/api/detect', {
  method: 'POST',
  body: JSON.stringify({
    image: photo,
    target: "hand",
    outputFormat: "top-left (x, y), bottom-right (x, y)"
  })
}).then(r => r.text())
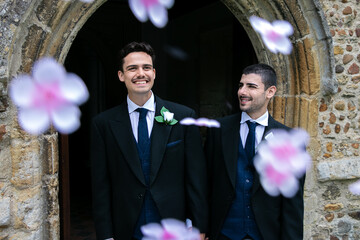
top-left (200, 233), bottom-right (206, 240)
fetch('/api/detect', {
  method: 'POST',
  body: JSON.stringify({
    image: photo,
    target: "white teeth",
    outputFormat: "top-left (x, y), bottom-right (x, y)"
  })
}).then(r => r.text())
top-left (135, 81), bottom-right (146, 84)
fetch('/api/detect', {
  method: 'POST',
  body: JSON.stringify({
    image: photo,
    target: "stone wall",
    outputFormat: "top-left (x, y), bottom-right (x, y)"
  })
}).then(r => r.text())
top-left (312, 0), bottom-right (360, 239)
top-left (0, 0), bottom-right (359, 239)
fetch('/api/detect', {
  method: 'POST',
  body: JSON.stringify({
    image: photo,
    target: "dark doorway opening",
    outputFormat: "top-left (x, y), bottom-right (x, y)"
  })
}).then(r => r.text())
top-left (61, 0), bottom-right (256, 239)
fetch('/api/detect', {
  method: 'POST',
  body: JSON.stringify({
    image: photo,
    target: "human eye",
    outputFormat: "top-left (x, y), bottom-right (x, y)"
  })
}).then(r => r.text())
top-left (127, 66), bottom-right (137, 72)
top-left (238, 83), bottom-right (244, 88)
top-left (143, 65), bottom-right (153, 71)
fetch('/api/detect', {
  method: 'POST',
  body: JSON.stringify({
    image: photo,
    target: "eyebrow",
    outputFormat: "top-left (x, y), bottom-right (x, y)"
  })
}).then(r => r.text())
top-left (126, 64), bottom-right (153, 69)
top-left (239, 82), bottom-right (259, 87)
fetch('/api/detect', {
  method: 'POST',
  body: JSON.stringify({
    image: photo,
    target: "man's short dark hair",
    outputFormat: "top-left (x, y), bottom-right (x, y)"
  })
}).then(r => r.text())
top-left (118, 42), bottom-right (156, 71)
top-left (242, 63), bottom-right (277, 89)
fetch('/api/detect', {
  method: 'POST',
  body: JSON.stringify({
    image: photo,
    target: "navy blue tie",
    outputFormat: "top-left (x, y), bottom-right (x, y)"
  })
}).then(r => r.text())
top-left (136, 108), bottom-right (149, 149)
top-left (245, 120), bottom-right (257, 161)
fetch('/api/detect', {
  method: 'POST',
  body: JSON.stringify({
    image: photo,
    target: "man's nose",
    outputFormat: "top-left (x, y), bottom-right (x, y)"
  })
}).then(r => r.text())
top-left (136, 68), bottom-right (145, 77)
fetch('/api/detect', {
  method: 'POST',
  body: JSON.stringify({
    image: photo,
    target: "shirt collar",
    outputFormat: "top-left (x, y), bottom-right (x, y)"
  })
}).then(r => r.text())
top-left (240, 111), bottom-right (269, 126)
top-left (127, 92), bottom-right (155, 114)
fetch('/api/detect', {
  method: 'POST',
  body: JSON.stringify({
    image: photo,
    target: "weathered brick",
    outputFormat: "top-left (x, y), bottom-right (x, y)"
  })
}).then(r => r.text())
top-left (356, 28), bottom-right (360, 38)
top-left (329, 113), bottom-right (336, 124)
top-left (326, 142), bottom-right (333, 152)
top-left (325, 203), bottom-right (344, 211)
top-left (344, 123), bottom-right (350, 133)
top-left (348, 211), bottom-right (360, 220)
top-left (335, 101), bottom-right (346, 110)
top-left (334, 46), bottom-right (344, 55)
top-left (342, 6), bottom-right (352, 15)
top-left (336, 65), bottom-right (345, 73)
top-left (335, 124), bottom-right (341, 133)
top-left (343, 54), bottom-right (353, 64)
top-left (325, 213), bottom-right (335, 222)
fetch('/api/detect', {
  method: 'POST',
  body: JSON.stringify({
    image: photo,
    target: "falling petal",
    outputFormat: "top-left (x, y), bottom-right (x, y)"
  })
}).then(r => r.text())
top-left (18, 108), bottom-right (50, 134)
top-left (60, 73), bottom-right (89, 105)
top-left (180, 117), bottom-right (220, 128)
top-left (129, 0), bottom-right (148, 22)
top-left (10, 57), bottom-right (89, 135)
top-left (349, 180), bottom-right (360, 195)
top-left (158, 0), bottom-right (174, 8)
top-left (148, 3), bottom-right (168, 28)
top-left (272, 20), bottom-right (294, 35)
top-left (9, 75), bottom-right (36, 108)
top-left (254, 128), bottom-right (311, 197)
top-left (249, 15), bottom-right (293, 55)
top-left (32, 58), bottom-right (66, 84)
top-left (51, 105), bottom-right (81, 134)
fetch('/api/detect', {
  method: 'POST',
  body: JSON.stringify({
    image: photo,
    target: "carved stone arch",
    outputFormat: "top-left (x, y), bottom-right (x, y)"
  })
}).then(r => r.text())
top-left (221, 0), bottom-right (337, 133)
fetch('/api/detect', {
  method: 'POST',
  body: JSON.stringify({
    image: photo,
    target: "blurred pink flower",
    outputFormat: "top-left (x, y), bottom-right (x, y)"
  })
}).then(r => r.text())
top-left (180, 117), bottom-right (220, 128)
top-left (129, 0), bottom-right (174, 28)
top-left (349, 180), bottom-right (360, 195)
top-left (9, 57), bottom-right (89, 135)
top-left (249, 15), bottom-right (294, 55)
top-left (254, 129), bottom-right (311, 197)
top-left (141, 218), bottom-right (200, 240)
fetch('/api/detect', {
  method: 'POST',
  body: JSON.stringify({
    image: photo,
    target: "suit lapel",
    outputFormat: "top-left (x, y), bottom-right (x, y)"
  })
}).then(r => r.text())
top-left (150, 97), bottom-right (172, 185)
top-left (222, 114), bottom-right (240, 189)
top-left (109, 102), bottom-right (146, 186)
top-left (252, 114), bottom-right (277, 194)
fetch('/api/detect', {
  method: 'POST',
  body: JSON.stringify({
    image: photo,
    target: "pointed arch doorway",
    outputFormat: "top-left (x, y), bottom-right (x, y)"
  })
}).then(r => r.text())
top-left (61, 0), bottom-right (256, 239)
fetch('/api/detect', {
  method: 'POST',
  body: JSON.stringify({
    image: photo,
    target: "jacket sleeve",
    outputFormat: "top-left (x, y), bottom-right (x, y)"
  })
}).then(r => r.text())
top-left (184, 110), bottom-right (209, 233)
top-left (281, 174), bottom-right (305, 240)
top-left (90, 118), bottom-right (114, 239)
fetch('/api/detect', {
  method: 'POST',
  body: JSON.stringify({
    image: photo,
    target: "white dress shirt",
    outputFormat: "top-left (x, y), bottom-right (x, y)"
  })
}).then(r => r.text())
top-left (239, 111), bottom-right (269, 151)
top-left (127, 92), bottom-right (155, 142)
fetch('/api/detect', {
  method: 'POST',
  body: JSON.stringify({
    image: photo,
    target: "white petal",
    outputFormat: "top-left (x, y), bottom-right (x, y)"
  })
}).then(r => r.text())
top-left (148, 4), bottom-right (168, 28)
top-left (249, 16), bottom-right (272, 34)
top-left (18, 108), bottom-right (50, 135)
top-left (9, 75), bottom-right (36, 108)
top-left (158, 0), bottom-right (174, 8)
top-left (129, 0), bottom-right (148, 22)
top-left (141, 222), bottom-right (163, 237)
top-left (180, 118), bottom-right (196, 125)
top-left (260, 176), bottom-right (280, 197)
top-left (273, 37), bottom-right (293, 55)
top-left (60, 73), bottom-right (89, 105)
top-left (262, 36), bottom-right (280, 54)
top-left (349, 180), bottom-right (360, 195)
top-left (32, 57), bottom-right (66, 84)
top-left (279, 175), bottom-right (299, 198)
top-left (51, 105), bottom-right (81, 134)
top-left (272, 20), bottom-right (294, 36)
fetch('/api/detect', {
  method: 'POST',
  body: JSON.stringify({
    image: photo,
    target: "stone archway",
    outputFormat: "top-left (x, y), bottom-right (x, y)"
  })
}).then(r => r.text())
top-left (6, 0), bottom-right (336, 238)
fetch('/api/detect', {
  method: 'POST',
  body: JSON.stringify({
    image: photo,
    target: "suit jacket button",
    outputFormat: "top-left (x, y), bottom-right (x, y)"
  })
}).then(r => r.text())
top-left (138, 194), bottom-right (143, 199)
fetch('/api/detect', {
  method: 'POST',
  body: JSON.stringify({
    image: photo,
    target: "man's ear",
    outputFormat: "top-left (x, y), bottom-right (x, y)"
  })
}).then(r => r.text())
top-left (266, 85), bottom-right (277, 99)
top-left (118, 70), bottom-right (124, 82)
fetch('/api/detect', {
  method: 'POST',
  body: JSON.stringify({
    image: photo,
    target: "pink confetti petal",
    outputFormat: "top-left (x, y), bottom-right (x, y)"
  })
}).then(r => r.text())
top-left (349, 180), bottom-right (360, 195)
top-left (9, 57), bottom-right (89, 135)
top-left (249, 15), bottom-right (293, 55)
top-left (180, 117), bottom-right (220, 128)
top-left (254, 128), bottom-right (311, 198)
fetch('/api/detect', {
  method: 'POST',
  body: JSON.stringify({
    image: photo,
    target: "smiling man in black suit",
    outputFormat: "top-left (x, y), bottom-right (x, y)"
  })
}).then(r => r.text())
top-left (205, 63), bottom-right (304, 240)
top-left (90, 42), bottom-right (208, 240)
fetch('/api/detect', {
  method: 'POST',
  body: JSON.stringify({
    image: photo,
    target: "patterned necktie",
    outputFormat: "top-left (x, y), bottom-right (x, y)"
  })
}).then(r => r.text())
top-left (245, 120), bottom-right (257, 161)
top-left (136, 108), bottom-right (149, 149)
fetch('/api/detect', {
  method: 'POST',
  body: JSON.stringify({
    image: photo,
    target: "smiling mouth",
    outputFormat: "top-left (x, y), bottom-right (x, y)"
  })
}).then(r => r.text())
top-left (133, 79), bottom-right (149, 85)
top-left (240, 97), bottom-right (252, 104)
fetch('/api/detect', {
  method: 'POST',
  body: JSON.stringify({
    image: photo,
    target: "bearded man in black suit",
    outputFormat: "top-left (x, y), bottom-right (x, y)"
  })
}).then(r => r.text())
top-left (91, 42), bottom-right (208, 240)
top-left (205, 63), bottom-right (304, 240)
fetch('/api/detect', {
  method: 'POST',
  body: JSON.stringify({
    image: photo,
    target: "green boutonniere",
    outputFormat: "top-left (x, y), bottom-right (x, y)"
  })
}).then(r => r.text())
top-left (155, 107), bottom-right (178, 125)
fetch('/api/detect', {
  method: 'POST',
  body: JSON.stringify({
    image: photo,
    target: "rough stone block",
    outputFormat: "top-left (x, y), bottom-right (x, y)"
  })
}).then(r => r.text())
top-left (317, 158), bottom-right (360, 181)
top-left (0, 197), bottom-right (10, 226)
